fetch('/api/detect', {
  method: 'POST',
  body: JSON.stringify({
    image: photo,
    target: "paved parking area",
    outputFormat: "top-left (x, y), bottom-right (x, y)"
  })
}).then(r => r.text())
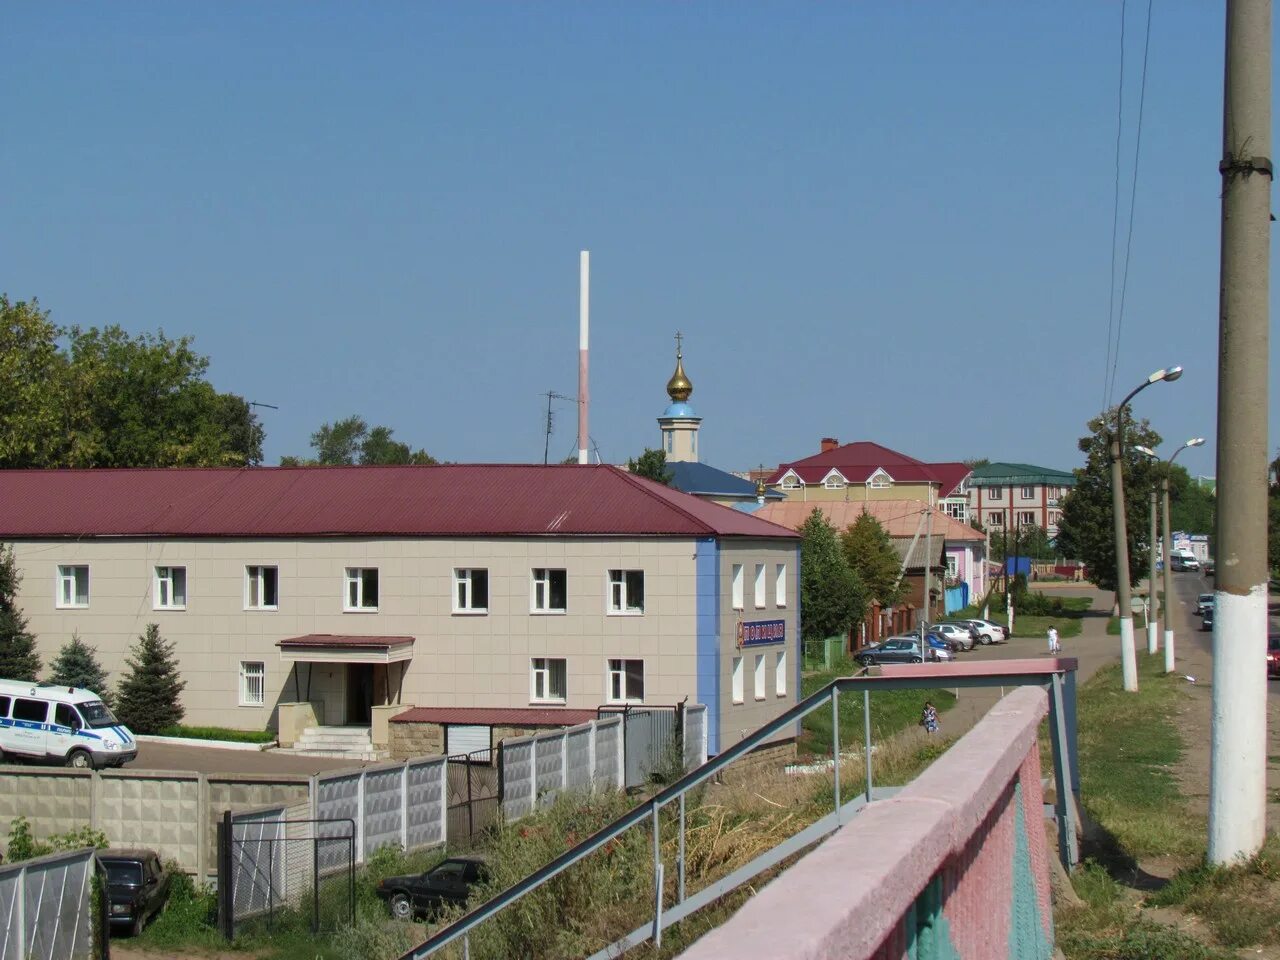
top-left (123, 740), bottom-right (374, 776)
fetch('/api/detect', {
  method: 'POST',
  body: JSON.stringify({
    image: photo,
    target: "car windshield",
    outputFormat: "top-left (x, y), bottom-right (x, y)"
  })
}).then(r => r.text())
top-left (80, 701), bottom-right (119, 729)
top-left (1270, 635), bottom-right (1280, 652)
top-left (1199, 594), bottom-right (1213, 603)
top-left (102, 862), bottom-right (143, 886)
top-left (429, 860), bottom-right (469, 881)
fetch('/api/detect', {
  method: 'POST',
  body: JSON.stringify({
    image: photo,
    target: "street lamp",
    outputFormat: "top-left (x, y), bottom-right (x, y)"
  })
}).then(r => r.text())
top-left (1111, 366), bottom-right (1184, 692)
top-left (1133, 444), bottom-right (1163, 657)
top-left (1139, 438), bottom-right (1206, 674)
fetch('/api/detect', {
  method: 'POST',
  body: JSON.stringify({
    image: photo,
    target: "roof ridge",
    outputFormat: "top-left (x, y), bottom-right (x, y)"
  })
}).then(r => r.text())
top-left (608, 465), bottom-right (717, 535)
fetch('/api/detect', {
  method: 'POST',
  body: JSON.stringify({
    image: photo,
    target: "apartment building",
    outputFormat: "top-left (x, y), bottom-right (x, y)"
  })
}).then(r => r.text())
top-left (967, 462), bottom-right (1077, 537)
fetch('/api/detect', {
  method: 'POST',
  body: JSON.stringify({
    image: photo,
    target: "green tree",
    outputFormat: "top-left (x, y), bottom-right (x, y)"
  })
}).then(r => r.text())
top-left (800, 509), bottom-right (866, 642)
top-left (840, 512), bottom-right (904, 606)
top-left (1054, 410), bottom-right (1163, 593)
top-left (115, 624), bottom-right (185, 734)
top-left (286, 416), bottom-right (437, 466)
top-left (0, 545), bottom-right (40, 681)
top-left (47, 632), bottom-right (113, 705)
top-left (0, 296), bottom-right (71, 468)
top-left (627, 448), bottom-right (673, 485)
top-left (1167, 464), bottom-right (1215, 535)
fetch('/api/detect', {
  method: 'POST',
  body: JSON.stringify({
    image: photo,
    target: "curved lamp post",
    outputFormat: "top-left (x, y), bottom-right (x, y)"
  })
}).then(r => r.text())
top-left (1138, 438), bottom-right (1207, 674)
top-left (1133, 444), bottom-right (1164, 656)
top-left (1112, 366), bottom-right (1183, 692)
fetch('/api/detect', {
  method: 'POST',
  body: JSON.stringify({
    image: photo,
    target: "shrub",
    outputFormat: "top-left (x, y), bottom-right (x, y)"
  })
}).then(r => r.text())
top-left (115, 623), bottom-right (185, 734)
top-left (48, 632), bottom-right (113, 706)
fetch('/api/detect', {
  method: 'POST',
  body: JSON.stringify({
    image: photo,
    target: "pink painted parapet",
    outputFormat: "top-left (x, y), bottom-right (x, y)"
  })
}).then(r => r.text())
top-left (877, 657), bottom-right (1078, 680)
top-left (675, 686), bottom-right (1054, 960)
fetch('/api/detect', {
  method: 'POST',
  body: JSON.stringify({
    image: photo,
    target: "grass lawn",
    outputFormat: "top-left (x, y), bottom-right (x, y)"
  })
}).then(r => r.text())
top-left (798, 657), bottom-right (956, 756)
top-left (953, 595), bottom-right (1092, 640)
top-left (153, 724), bottom-right (276, 743)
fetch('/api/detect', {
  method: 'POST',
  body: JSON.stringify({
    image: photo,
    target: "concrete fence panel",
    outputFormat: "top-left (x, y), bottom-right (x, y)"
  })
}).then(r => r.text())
top-left (0, 848), bottom-right (97, 960)
top-left (404, 757), bottom-right (446, 852)
top-left (99, 770), bottom-right (201, 872)
top-left (206, 775), bottom-right (310, 879)
top-left (564, 723), bottom-right (594, 791)
top-left (683, 704), bottom-right (708, 771)
top-left (594, 716), bottom-right (623, 790)
top-left (533, 730), bottom-right (566, 805)
top-left (500, 737), bottom-right (535, 820)
top-left (0, 769), bottom-right (93, 853)
top-left (361, 763), bottom-right (405, 859)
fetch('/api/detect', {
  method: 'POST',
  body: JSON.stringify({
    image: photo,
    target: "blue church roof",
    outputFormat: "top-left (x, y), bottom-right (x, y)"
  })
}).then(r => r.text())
top-left (660, 402), bottom-right (699, 419)
top-left (667, 461), bottom-right (784, 501)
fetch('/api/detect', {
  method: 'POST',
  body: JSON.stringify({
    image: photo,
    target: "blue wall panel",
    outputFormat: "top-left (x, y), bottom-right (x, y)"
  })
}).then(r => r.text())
top-left (695, 538), bottom-right (721, 754)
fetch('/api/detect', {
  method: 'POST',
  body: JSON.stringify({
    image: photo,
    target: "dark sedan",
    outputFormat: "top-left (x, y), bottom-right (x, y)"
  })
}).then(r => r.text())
top-left (98, 849), bottom-right (170, 936)
top-left (377, 856), bottom-right (490, 921)
top-left (855, 638), bottom-right (925, 667)
top-left (1268, 635), bottom-right (1280, 678)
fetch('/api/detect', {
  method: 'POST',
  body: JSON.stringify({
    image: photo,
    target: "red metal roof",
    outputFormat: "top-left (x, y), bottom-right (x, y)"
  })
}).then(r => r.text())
top-left (767, 441), bottom-right (970, 496)
top-left (0, 464), bottom-right (799, 540)
top-left (277, 635), bottom-right (414, 649)
top-left (389, 706), bottom-right (598, 726)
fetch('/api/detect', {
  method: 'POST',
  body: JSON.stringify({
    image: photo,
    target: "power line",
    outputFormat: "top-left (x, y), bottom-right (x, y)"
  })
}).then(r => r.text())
top-left (1102, 0), bottom-right (1129, 410)
top-left (1109, 0), bottom-right (1156, 401)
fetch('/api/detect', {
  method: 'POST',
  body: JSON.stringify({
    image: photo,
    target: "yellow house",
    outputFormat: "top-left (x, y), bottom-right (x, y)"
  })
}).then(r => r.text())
top-left (767, 439), bottom-right (971, 507)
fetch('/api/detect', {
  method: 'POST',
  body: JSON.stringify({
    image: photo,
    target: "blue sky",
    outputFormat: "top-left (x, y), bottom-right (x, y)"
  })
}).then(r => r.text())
top-left (3, 3), bottom-right (1269, 479)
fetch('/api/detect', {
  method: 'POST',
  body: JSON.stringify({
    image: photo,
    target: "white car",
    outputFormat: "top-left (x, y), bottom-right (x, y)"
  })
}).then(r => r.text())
top-left (929, 623), bottom-right (975, 651)
top-left (968, 619), bottom-right (1009, 644)
top-left (0, 679), bottom-right (137, 769)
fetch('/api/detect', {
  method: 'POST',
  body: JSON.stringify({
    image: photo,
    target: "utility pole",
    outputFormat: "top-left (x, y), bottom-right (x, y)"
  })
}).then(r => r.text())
top-left (1110, 421), bottom-right (1138, 692)
top-left (542, 391), bottom-right (572, 464)
top-left (1162, 472), bottom-right (1176, 672)
top-left (1210, 0), bottom-right (1271, 866)
top-left (1147, 488), bottom-right (1159, 654)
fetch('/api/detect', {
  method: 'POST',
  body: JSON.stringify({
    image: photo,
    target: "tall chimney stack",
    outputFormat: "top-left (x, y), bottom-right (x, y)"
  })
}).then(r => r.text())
top-left (820, 437), bottom-right (839, 453)
top-left (577, 251), bottom-right (590, 465)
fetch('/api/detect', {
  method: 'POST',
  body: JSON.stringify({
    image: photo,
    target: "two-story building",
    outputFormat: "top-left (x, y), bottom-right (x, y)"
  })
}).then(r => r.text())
top-left (967, 462), bottom-right (1077, 537)
top-left (766, 439), bottom-right (971, 510)
top-left (0, 464), bottom-right (800, 755)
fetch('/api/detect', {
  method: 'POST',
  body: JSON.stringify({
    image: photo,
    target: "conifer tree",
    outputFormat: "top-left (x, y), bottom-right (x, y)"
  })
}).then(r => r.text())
top-left (48, 632), bottom-right (113, 705)
top-left (799, 509), bottom-right (865, 642)
top-left (840, 512), bottom-right (906, 607)
top-left (115, 624), bottom-right (185, 734)
top-left (0, 544), bottom-right (40, 681)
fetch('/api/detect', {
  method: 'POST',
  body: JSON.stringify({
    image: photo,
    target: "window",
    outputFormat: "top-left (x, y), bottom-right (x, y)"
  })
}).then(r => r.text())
top-left (780, 474), bottom-right (800, 490)
top-left (56, 565), bottom-right (89, 608)
top-left (823, 475), bottom-right (846, 490)
top-left (530, 658), bottom-right (567, 703)
top-left (607, 658), bottom-right (645, 703)
top-left (1048, 510), bottom-right (1062, 527)
top-left (731, 564), bottom-right (744, 609)
top-left (0, 696), bottom-right (9, 717)
top-left (775, 650), bottom-right (787, 697)
top-left (1020, 486), bottom-right (1035, 500)
top-left (944, 500), bottom-right (967, 521)
top-left (454, 568), bottom-right (489, 613)
top-left (665, 432), bottom-right (673, 454)
top-left (868, 471), bottom-right (891, 489)
top-left (54, 704), bottom-right (82, 729)
top-left (531, 568), bottom-right (567, 613)
top-left (946, 555), bottom-right (958, 578)
top-left (246, 566), bottom-right (279, 610)
top-left (731, 656), bottom-right (744, 704)
top-left (987, 486), bottom-right (1003, 500)
top-left (608, 569), bottom-right (645, 614)
top-left (240, 661), bottom-right (265, 706)
top-left (12, 698), bottom-right (47, 723)
top-left (987, 512), bottom-right (1004, 526)
top-left (775, 563), bottom-right (787, 607)
top-left (754, 563), bottom-right (766, 608)
top-left (754, 654), bottom-right (766, 700)
top-left (154, 566), bottom-right (186, 609)
top-left (344, 567), bottom-right (379, 611)
top-left (1018, 511), bottom-right (1037, 527)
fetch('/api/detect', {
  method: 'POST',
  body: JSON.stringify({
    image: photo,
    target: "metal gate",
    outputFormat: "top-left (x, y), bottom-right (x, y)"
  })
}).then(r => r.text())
top-left (446, 751), bottom-right (500, 844)
top-left (216, 813), bottom-right (355, 940)
top-left (598, 704), bottom-right (682, 788)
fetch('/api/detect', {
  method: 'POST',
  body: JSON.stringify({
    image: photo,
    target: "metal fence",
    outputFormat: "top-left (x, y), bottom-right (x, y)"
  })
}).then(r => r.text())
top-left (0, 847), bottom-right (102, 960)
top-left (218, 810), bottom-right (355, 939)
top-left (446, 752), bottom-right (500, 845)
top-left (598, 705), bottom-right (682, 788)
top-left (499, 715), bottom-right (624, 819)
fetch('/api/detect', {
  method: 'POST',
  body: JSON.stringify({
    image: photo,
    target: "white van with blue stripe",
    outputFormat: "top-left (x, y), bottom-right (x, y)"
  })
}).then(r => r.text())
top-left (0, 680), bottom-right (137, 769)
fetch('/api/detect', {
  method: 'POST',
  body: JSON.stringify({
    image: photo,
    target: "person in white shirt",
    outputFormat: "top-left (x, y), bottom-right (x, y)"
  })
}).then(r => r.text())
top-left (1047, 625), bottom-right (1060, 655)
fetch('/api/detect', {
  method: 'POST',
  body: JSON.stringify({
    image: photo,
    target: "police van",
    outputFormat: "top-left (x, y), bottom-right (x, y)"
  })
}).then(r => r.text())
top-left (0, 680), bottom-right (137, 769)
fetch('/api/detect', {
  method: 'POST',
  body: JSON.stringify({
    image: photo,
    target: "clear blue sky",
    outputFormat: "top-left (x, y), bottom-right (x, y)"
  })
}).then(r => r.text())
top-left (4, 3), bottom-right (1272, 479)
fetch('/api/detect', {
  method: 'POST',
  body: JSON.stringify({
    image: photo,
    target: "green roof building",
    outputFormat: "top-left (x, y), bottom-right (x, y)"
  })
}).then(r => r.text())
top-left (968, 462), bottom-right (1076, 536)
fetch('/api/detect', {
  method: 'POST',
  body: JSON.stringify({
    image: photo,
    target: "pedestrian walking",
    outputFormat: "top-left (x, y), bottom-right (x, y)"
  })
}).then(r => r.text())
top-left (1047, 625), bottom-right (1060, 655)
top-left (920, 700), bottom-right (939, 735)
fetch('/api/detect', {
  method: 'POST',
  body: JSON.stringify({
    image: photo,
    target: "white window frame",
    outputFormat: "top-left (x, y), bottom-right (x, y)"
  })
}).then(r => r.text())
top-left (775, 650), bottom-right (787, 697)
top-left (822, 473), bottom-right (847, 490)
top-left (753, 563), bottom-right (766, 609)
top-left (530, 657), bottom-right (567, 704)
top-left (731, 564), bottom-right (744, 610)
top-left (946, 555), bottom-right (959, 578)
top-left (153, 565), bottom-right (187, 610)
top-left (239, 661), bottom-right (265, 707)
top-left (344, 567), bottom-right (379, 612)
top-left (530, 568), bottom-right (567, 614)
top-left (607, 569), bottom-right (645, 615)
top-left (775, 563), bottom-right (787, 607)
top-left (55, 565), bottom-right (89, 609)
top-left (867, 470), bottom-right (892, 489)
top-left (754, 654), bottom-right (766, 701)
top-left (987, 486), bottom-right (1003, 500)
top-left (606, 658), bottom-right (645, 704)
top-left (987, 512), bottom-right (1004, 526)
top-left (1020, 486), bottom-right (1035, 500)
top-left (731, 656), bottom-right (744, 704)
top-left (245, 565), bottom-right (279, 611)
top-left (1018, 511), bottom-right (1037, 527)
top-left (780, 473), bottom-right (801, 490)
top-left (453, 568), bottom-right (489, 614)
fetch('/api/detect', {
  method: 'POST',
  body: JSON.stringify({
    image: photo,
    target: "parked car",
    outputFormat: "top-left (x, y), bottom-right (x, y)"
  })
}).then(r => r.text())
top-left (933, 621), bottom-right (982, 648)
top-left (1268, 635), bottom-right (1280, 678)
top-left (920, 634), bottom-right (954, 661)
top-left (378, 856), bottom-right (490, 921)
top-left (1201, 604), bottom-right (1214, 631)
top-left (98, 849), bottom-right (171, 937)
top-left (927, 623), bottom-right (974, 651)
top-left (1196, 593), bottom-right (1214, 616)
top-left (940, 619), bottom-right (1004, 645)
top-left (1203, 558), bottom-right (1216, 577)
top-left (855, 638), bottom-right (925, 667)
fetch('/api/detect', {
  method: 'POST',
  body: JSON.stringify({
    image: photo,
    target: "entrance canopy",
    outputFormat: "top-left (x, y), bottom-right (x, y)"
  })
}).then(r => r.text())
top-left (276, 634), bottom-right (414, 665)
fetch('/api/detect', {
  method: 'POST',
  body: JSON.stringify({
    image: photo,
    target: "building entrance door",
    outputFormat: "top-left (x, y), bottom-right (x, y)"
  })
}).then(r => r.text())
top-left (345, 664), bottom-right (373, 725)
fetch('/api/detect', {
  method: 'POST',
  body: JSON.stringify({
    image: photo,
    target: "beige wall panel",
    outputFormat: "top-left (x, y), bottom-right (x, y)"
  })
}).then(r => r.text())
top-left (98, 772), bottom-right (200, 868)
top-left (0, 770), bottom-right (93, 849)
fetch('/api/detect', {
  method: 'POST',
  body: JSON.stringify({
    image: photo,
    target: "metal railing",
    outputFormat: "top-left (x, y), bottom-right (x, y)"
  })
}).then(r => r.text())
top-left (398, 662), bottom-right (1079, 960)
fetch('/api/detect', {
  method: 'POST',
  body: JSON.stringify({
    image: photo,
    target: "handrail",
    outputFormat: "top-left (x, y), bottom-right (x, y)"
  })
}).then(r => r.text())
top-left (399, 663), bottom-right (1078, 960)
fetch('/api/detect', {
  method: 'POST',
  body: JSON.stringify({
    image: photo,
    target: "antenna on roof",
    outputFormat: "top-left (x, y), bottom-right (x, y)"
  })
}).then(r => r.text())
top-left (542, 390), bottom-right (572, 464)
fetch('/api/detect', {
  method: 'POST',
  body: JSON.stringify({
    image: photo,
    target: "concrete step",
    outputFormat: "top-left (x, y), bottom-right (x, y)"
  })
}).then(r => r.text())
top-left (289, 748), bottom-right (389, 761)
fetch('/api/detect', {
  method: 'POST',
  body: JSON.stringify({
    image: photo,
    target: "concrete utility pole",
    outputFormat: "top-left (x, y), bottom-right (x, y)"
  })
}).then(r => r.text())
top-left (1162, 473), bottom-right (1176, 672)
top-left (1210, 0), bottom-right (1271, 866)
top-left (1147, 489), bottom-right (1159, 654)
